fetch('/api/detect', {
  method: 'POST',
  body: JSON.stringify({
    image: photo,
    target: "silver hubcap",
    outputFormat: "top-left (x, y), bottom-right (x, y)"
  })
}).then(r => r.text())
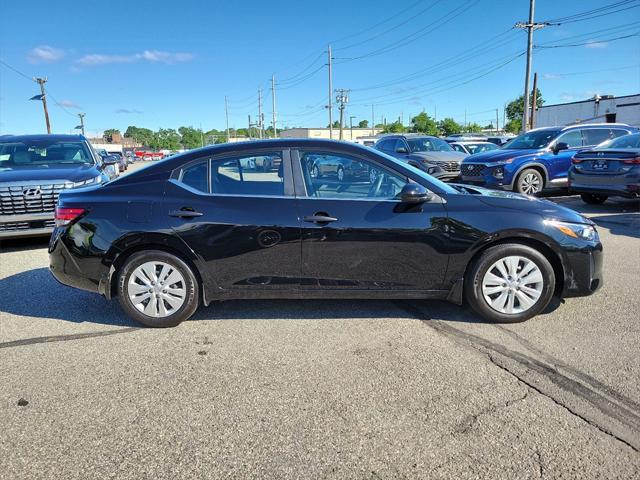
top-left (481, 256), bottom-right (544, 314)
top-left (520, 173), bottom-right (541, 194)
top-left (128, 261), bottom-right (187, 317)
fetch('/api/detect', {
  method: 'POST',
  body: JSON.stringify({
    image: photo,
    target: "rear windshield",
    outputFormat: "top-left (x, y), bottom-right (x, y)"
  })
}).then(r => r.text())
top-left (598, 133), bottom-right (640, 149)
top-left (506, 129), bottom-right (561, 150)
top-left (0, 140), bottom-right (94, 168)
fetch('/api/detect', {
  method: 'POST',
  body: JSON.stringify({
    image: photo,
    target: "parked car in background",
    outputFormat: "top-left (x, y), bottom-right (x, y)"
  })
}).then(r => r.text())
top-left (0, 134), bottom-right (112, 239)
top-left (450, 141), bottom-right (499, 155)
top-left (569, 132), bottom-right (640, 204)
top-left (110, 152), bottom-right (127, 172)
top-left (375, 134), bottom-right (467, 181)
top-left (93, 148), bottom-right (119, 179)
top-left (460, 123), bottom-right (637, 195)
top-left (49, 138), bottom-right (602, 327)
top-left (308, 152), bottom-right (370, 181)
top-left (487, 134), bottom-right (516, 146)
top-left (444, 133), bottom-right (487, 143)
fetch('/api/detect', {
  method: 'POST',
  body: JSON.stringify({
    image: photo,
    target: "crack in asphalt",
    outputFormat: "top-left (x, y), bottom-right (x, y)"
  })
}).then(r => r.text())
top-left (395, 301), bottom-right (640, 453)
top-left (0, 327), bottom-right (140, 349)
top-left (455, 390), bottom-right (529, 435)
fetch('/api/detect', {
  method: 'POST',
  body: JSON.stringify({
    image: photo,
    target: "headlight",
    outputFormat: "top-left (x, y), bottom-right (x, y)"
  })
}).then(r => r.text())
top-left (70, 175), bottom-right (103, 188)
top-left (545, 220), bottom-right (598, 241)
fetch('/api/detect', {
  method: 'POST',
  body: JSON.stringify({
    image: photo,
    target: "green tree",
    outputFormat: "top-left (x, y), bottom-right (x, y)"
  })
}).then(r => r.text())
top-left (506, 88), bottom-right (544, 123)
top-left (374, 123), bottom-right (385, 129)
top-left (411, 112), bottom-right (438, 135)
top-left (103, 129), bottom-right (120, 142)
top-left (150, 128), bottom-right (181, 150)
top-left (382, 120), bottom-right (406, 134)
top-left (437, 118), bottom-right (462, 136)
top-left (124, 126), bottom-right (154, 146)
top-left (178, 126), bottom-right (204, 149)
top-left (358, 119), bottom-right (369, 128)
top-left (504, 118), bottom-right (521, 134)
top-left (464, 122), bottom-right (483, 133)
top-left (326, 120), bottom-right (340, 129)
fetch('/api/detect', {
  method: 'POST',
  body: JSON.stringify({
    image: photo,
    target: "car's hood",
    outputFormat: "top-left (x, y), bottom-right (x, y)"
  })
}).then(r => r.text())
top-left (452, 184), bottom-right (592, 224)
top-left (408, 151), bottom-right (467, 163)
top-left (463, 148), bottom-right (540, 164)
top-left (0, 164), bottom-right (100, 184)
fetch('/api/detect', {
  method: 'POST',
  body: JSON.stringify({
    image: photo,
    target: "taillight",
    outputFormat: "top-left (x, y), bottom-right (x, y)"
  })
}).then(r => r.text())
top-left (622, 156), bottom-right (640, 165)
top-left (55, 207), bottom-right (85, 227)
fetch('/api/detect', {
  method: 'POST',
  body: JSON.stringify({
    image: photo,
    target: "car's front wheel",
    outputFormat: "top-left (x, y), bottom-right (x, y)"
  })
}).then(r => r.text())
top-left (515, 168), bottom-right (544, 195)
top-left (465, 244), bottom-right (555, 323)
top-left (117, 250), bottom-right (200, 327)
top-left (580, 193), bottom-right (608, 205)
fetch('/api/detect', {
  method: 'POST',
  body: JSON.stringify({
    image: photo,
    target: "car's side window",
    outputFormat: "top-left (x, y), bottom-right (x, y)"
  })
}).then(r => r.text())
top-left (299, 151), bottom-right (409, 200)
top-left (180, 161), bottom-right (209, 193)
top-left (610, 129), bottom-right (629, 139)
top-left (451, 144), bottom-right (465, 153)
top-left (583, 128), bottom-right (612, 146)
top-left (211, 152), bottom-right (284, 196)
top-left (378, 139), bottom-right (393, 152)
top-left (557, 130), bottom-right (583, 148)
top-left (394, 139), bottom-right (408, 152)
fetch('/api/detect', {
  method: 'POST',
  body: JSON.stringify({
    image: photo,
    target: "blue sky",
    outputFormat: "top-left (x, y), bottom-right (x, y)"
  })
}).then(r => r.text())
top-left (1, 0), bottom-right (639, 136)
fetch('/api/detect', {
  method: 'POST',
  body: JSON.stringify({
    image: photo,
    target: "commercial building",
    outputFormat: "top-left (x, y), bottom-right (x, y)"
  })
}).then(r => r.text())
top-left (279, 127), bottom-right (383, 142)
top-left (534, 94), bottom-right (640, 128)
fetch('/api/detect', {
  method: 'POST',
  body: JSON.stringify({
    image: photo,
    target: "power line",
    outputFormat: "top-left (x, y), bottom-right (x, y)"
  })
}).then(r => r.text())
top-left (543, 0), bottom-right (639, 24)
top-left (0, 58), bottom-right (35, 82)
top-left (536, 32), bottom-right (640, 48)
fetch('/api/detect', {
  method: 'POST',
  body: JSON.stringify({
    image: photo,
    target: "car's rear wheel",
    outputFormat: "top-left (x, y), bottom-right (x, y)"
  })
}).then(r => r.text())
top-left (515, 168), bottom-right (544, 195)
top-left (117, 250), bottom-right (199, 327)
top-left (580, 193), bottom-right (608, 205)
top-left (465, 244), bottom-right (555, 323)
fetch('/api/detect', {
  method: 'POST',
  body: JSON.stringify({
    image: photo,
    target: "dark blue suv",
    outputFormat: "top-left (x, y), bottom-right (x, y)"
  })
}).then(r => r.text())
top-left (460, 124), bottom-right (638, 195)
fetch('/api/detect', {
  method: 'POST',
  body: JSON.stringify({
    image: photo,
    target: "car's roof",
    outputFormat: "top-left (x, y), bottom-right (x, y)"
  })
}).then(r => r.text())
top-left (376, 133), bottom-right (440, 140)
top-left (451, 141), bottom-right (495, 145)
top-left (0, 134), bottom-right (87, 142)
top-left (527, 123), bottom-right (635, 133)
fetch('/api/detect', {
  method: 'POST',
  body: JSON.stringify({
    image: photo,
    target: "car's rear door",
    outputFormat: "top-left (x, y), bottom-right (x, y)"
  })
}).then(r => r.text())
top-left (164, 148), bottom-right (301, 297)
top-left (292, 147), bottom-right (449, 294)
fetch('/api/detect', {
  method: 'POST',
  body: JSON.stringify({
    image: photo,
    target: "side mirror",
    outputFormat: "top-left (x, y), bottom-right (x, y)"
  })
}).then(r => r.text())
top-left (396, 147), bottom-right (408, 154)
top-left (553, 142), bottom-right (569, 154)
top-left (103, 155), bottom-right (118, 165)
top-left (400, 183), bottom-right (432, 204)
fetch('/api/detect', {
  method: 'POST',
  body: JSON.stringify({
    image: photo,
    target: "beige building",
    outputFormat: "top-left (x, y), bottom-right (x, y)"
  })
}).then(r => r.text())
top-left (280, 127), bottom-right (383, 142)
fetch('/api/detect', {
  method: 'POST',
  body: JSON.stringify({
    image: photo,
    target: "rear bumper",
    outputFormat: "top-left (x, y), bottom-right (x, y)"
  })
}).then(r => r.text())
top-left (569, 173), bottom-right (640, 198)
top-left (49, 230), bottom-right (102, 294)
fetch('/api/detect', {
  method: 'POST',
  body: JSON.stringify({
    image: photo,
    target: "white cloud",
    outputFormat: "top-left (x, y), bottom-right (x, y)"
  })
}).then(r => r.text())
top-left (585, 41), bottom-right (608, 49)
top-left (542, 73), bottom-right (561, 80)
top-left (115, 108), bottom-right (143, 114)
top-left (57, 99), bottom-right (81, 109)
top-left (76, 50), bottom-right (194, 66)
top-left (27, 45), bottom-right (64, 63)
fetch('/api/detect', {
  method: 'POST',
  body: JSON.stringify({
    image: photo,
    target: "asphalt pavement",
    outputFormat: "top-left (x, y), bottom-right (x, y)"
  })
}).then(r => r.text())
top-left (1, 188), bottom-right (639, 479)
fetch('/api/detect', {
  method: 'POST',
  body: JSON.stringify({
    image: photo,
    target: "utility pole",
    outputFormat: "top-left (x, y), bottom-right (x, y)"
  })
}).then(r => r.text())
top-left (349, 115), bottom-right (355, 140)
top-left (248, 115), bottom-right (252, 140)
top-left (258, 88), bottom-right (264, 139)
top-left (327, 45), bottom-right (333, 138)
top-left (271, 75), bottom-right (277, 138)
top-left (77, 113), bottom-right (85, 136)
top-left (34, 77), bottom-right (51, 134)
top-left (335, 89), bottom-right (350, 140)
top-left (516, 0), bottom-right (546, 132)
top-left (464, 109), bottom-right (467, 131)
top-left (224, 95), bottom-right (230, 142)
top-left (495, 109), bottom-right (499, 134)
top-left (371, 104), bottom-right (375, 136)
top-left (530, 72), bottom-right (538, 129)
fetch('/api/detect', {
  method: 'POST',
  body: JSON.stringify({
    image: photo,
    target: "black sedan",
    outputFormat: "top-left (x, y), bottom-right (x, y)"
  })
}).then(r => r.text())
top-left (569, 133), bottom-right (640, 204)
top-left (49, 139), bottom-right (603, 327)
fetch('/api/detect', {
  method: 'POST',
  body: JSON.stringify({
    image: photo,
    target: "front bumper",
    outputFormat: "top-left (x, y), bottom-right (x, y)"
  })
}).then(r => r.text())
top-left (561, 242), bottom-right (603, 298)
top-left (0, 212), bottom-right (55, 239)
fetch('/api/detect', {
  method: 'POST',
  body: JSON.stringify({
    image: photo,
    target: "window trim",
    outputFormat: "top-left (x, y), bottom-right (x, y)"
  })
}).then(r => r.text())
top-left (171, 148), bottom-right (294, 198)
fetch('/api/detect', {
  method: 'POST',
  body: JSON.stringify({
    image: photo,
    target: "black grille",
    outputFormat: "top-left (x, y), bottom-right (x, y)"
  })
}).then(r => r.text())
top-left (0, 220), bottom-right (55, 232)
top-left (440, 162), bottom-right (460, 173)
top-left (0, 183), bottom-right (68, 216)
top-left (462, 164), bottom-right (485, 176)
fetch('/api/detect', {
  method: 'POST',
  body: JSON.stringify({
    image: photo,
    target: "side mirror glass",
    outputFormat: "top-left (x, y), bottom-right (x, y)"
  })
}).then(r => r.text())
top-left (553, 142), bottom-right (569, 154)
top-left (396, 147), bottom-right (408, 154)
top-left (400, 183), bottom-right (432, 204)
top-left (103, 155), bottom-right (118, 165)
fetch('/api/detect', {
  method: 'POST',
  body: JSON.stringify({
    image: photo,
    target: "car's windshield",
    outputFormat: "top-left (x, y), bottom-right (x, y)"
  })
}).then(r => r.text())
top-left (506, 129), bottom-right (561, 150)
top-left (0, 140), bottom-right (94, 168)
top-left (407, 137), bottom-right (453, 152)
top-left (597, 133), bottom-right (640, 149)
top-left (465, 143), bottom-right (499, 154)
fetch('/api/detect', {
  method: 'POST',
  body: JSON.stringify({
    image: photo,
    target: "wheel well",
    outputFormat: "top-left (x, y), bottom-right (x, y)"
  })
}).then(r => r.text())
top-left (109, 244), bottom-right (204, 301)
top-left (516, 165), bottom-right (547, 187)
top-left (465, 237), bottom-right (564, 297)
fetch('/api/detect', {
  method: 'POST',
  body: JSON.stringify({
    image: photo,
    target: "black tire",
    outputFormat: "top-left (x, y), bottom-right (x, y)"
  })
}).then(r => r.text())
top-left (464, 243), bottom-right (555, 323)
top-left (580, 193), bottom-right (608, 205)
top-left (117, 250), bottom-right (199, 327)
top-left (515, 168), bottom-right (544, 195)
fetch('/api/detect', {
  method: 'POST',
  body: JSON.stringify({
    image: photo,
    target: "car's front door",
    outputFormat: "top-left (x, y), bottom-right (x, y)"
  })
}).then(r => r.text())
top-left (547, 129), bottom-right (584, 183)
top-left (164, 149), bottom-right (301, 296)
top-left (293, 148), bottom-right (449, 293)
